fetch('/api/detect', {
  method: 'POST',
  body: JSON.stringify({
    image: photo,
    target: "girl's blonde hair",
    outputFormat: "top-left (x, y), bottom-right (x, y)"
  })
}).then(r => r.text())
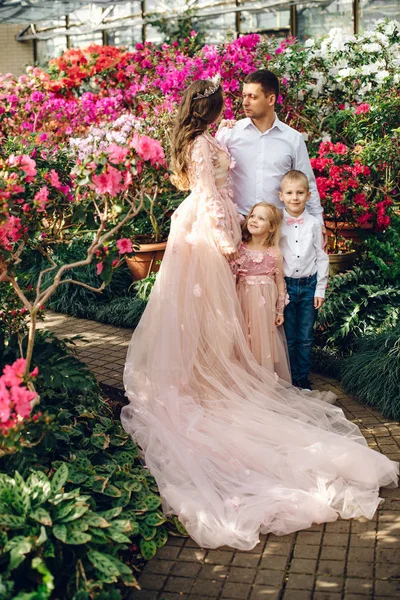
top-left (170, 80), bottom-right (224, 191)
top-left (242, 202), bottom-right (282, 247)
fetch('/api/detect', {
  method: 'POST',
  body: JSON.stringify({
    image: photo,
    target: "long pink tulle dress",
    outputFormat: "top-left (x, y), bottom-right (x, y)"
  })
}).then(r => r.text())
top-left (122, 132), bottom-right (398, 551)
top-left (235, 244), bottom-right (291, 382)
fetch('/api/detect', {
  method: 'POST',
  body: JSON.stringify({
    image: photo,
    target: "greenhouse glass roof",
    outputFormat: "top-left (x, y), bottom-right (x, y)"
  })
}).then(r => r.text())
top-left (0, 0), bottom-right (133, 23)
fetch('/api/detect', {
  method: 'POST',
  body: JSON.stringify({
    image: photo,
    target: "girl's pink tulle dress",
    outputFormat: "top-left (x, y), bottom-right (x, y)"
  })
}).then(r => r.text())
top-left (122, 132), bottom-right (398, 551)
top-left (235, 243), bottom-right (291, 382)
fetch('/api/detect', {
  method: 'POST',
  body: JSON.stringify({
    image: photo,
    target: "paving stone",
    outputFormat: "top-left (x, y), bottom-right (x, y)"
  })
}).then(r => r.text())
top-left (375, 579), bottom-right (400, 596)
top-left (345, 578), bottom-right (373, 595)
top-left (323, 532), bottom-right (349, 546)
top-left (289, 558), bottom-right (317, 574)
top-left (163, 576), bottom-right (194, 594)
top-left (198, 564), bottom-right (229, 580)
top-left (128, 591), bottom-right (158, 600)
top-left (296, 531), bottom-right (323, 544)
top-left (226, 566), bottom-right (256, 583)
top-left (348, 533), bottom-right (375, 547)
top-left (156, 546), bottom-right (181, 560)
top-left (231, 552), bottom-right (260, 568)
top-left (343, 595), bottom-right (373, 600)
top-left (282, 591), bottom-right (312, 600)
top-left (178, 548), bottom-right (206, 562)
top-left (254, 569), bottom-right (285, 587)
top-left (221, 581), bottom-right (252, 598)
top-left (319, 545), bottom-right (347, 561)
top-left (312, 594), bottom-right (342, 600)
top-left (375, 547), bottom-right (400, 564)
top-left (375, 561), bottom-right (400, 578)
top-left (170, 562), bottom-right (201, 578)
top-left (347, 547), bottom-right (374, 562)
top-left (205, 550), bottom-right (234, 565)
top-left (317, 560), bottom-right (346, 576)
top-left (263, 541), bottom-right (293, 556)
top-left (315, 576), bottom-right (344, 592)
top-left (138, 573), bottom-right (168, 591)
top-left (259, 555), bottom-right (288, 570)
top-left (143, 559), bottom-right (174, 575)
top-left (285, 573), bottom-right (315, 591)
top-left (293, 544), bottom-right (320, 559)
top-left (346, 562), bottom-right (374, 578)
top-left (325, 521), bottom-right (350, 533)
top-left (249, 586), bottom-right (280, 599)
top-left (190, 578), bottom-right (224, 597)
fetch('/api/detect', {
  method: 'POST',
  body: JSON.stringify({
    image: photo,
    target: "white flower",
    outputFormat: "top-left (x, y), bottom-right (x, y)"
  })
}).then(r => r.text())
top-left (394, 73), bottom-right (400, 84)
top-left (383, 20), bottom-right (397, 36)
top-left (337, 67), bottom-right (356, 78)
top-left (321, 133), bottom-right (331, 143)
top-left (361, 63), bottom-right (379, 75)
top-left (304, 38), bottom-right (315, 47)
top-left (375, 70), bottom-right (390, 83)
top-left (374, 32), bottom-right (390, 47)
top-left (301, 132), bottom-right (309, 141)
top-left (297, 90), bottom-right (305, 100)
top-left (284, 48), bottom-right (293, 55)
top-left (362, 43), bottom-right (382, 53)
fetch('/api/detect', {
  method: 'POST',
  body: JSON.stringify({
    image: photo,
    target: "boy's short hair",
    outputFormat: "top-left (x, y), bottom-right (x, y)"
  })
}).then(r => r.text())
top-left (244, 70), bottom-right (279, 100)
top-left (280, 170), bottom-right (310, 191)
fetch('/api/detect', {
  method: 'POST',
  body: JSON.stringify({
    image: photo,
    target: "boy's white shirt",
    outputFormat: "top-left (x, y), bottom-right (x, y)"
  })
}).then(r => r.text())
top-left (280, 209), bottom-right (329, 298)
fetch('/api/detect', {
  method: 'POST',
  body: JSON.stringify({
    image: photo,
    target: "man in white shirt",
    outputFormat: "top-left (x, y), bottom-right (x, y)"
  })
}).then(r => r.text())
top-left (279, 170), bottom-right (329, 390)
top-left (216, 69), bottom-right (325, 229)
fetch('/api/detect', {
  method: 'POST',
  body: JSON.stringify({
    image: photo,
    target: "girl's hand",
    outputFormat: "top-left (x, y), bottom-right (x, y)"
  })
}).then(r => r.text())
top-left (314, 297), bottom-right (324, 309)
top-left (221, 247), bottom-right (239, 262)
top-left (275, 314), bottom-right (284, 326)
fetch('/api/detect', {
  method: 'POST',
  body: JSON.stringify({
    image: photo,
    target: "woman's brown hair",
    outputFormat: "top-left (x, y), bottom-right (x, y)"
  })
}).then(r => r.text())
top-left (242, 202), bottom-right (282, 247)
top-left (170, 79), bottom-right (224, 190)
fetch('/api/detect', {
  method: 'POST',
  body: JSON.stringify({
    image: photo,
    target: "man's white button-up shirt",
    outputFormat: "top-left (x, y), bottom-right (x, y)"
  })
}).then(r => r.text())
top-left (217, 116), bottom-right (324, 224)
top-left (280, 210), bottom-right (329, 298)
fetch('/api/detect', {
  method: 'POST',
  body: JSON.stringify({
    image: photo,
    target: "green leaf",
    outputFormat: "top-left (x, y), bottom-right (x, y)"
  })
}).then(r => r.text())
top-left (64, 530), bottom-right (92, 545)
top-left (8, 538), bottom-right (32, 571)
top-left (172, 515), bottom-right (188, 536)
top-left (12, 472), bottom-right (30, 517)
top-left (154, 526), bottom-right (168, 548)
top-left (145, 511), bottom-right (166, 527)
top-left (90, 433), bottom-right (110, 450)
top-left (52, 524), bottom-right (67, 543)
top-left (30, 507), bottom-right (52, 527)
top-left (81, 513), bottom-right (109, 528)
top-left (143, 494), bottom-right (162, 511)
top-left (123, 480), bottom-right (142, 493)
top-left (99, 507), bottom-right (122, 520)
top-left (36, 526), bottom-right (48, 547)
top-left (51, 463), bottom-right (69, 494)
top-left (0, 514), bottom-right (25, 529)
top-left (107, 529), bottom-right (132, 544)
top-left (138, 521), bottom-right (156, 541)
top-left (57, 503), bottom-right (89, 523)
top-left (139, 538), bottom-right (157, 560)
top-left (87, 551), bottom-right (120, 577)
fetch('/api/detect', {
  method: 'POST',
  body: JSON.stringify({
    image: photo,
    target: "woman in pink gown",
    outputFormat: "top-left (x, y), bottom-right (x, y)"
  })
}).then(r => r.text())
top-left (122, 77), bottom-right (398, 551)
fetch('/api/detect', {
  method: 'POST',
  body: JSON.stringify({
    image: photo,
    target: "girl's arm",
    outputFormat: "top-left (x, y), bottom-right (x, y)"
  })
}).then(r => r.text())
top-left (275, 252), bottom-right (289, 326)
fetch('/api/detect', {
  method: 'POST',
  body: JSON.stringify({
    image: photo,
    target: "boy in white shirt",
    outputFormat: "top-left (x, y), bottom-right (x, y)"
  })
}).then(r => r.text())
top-left (279, 170), bottom-right (329, 390)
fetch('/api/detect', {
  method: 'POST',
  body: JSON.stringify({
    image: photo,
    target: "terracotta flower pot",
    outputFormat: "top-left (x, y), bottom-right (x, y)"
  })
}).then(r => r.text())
top-left (325, 220), bottom-right (374, 245)
top-left (328, 249), bottom-right (357, 277)
top-left (126, 241), bottom-right (167, 281)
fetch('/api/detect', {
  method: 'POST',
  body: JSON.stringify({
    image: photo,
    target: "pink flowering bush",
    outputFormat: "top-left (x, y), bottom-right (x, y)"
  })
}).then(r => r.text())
top-left (0, 358), bottom-right (37, 432)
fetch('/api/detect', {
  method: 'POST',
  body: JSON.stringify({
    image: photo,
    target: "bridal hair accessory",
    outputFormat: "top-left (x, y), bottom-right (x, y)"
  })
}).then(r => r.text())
top-left (193, 73), bottom-right (222, 100)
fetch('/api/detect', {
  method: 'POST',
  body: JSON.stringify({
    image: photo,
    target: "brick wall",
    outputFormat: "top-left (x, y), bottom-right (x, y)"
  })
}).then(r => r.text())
top-left (0, 24), bottom-right (34, 76)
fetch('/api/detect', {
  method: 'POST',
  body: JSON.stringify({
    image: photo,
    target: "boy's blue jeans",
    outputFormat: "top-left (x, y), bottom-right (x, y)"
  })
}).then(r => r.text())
top-left (284, 273), bottom-right (317, 383)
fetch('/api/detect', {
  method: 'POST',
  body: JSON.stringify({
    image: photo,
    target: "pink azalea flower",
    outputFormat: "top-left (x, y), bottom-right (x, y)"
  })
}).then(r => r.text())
top-left (11, 385), bottom-right (35, 418)
top-left (130, 135), bottom-right (165, 165)
top-left (34, 186), bottom-right (49, 212)
top-left (355, 103), bottom-right (370, 114)
top-left (106, 143), bottom-right (129, 164)
top-left (2, 358), bottom-right (26, 387)
top-left (7, 154), bottom-right (37, 177)
top-left (0, 380), bottom-right (11, 423)
top-left (49, 169), bottom-right (62, 189)
top-left (116, 238), bottom-right (133, 254)
top-left (92, 165), bottom-right (125, 196)
top-left (96, 262), bottom-right (104, 275)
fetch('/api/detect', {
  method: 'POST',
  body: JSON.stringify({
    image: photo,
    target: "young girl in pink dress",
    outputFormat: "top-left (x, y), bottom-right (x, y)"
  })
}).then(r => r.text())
top-left (235, 202), bottom-right (291, 382)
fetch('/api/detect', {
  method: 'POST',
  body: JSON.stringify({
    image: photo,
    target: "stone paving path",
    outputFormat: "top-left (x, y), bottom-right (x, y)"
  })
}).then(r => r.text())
top-left (40, 312), bottom-right (400, 600)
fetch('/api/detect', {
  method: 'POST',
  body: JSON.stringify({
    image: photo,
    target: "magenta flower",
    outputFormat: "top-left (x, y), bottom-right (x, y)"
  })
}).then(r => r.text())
top-left (116, 238), bottom-right (133, 254)
top-left (2, 357), bottom-right (26, 387)
top-left (34, 186), bottom-right (49, 212)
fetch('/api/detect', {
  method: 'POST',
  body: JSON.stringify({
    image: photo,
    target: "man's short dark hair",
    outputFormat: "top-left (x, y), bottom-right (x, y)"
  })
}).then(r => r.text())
top-left (244, 70), bottom-right (280, 100)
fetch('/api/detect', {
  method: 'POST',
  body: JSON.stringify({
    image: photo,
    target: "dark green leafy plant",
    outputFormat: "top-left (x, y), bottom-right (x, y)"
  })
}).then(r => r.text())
top-left (0, 464), bottom-right (139, 598)
top-left (341, 328), bottom-right (400, 420)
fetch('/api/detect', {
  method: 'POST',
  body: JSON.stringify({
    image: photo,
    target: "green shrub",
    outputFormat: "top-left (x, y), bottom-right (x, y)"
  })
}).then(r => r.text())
top-left (341, 328), bottom-right (400, 420)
